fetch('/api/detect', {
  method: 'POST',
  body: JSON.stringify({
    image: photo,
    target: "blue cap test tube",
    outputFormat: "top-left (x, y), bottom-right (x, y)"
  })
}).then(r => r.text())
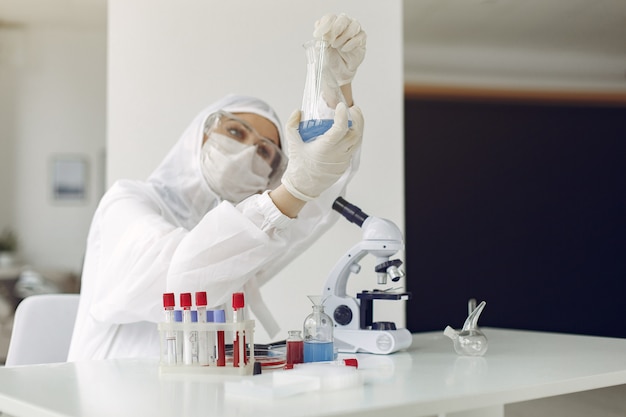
top-left (172, 309), bottom-right (183, 365)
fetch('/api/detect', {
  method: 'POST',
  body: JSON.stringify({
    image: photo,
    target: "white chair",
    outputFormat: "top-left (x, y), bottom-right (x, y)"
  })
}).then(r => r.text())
top-left (5, 293), bottom-right (80, 366)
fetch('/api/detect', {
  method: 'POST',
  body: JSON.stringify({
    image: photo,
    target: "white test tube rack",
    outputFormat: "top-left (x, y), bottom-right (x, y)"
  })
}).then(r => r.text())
top-left (158, 319), bottom-right (256, 376)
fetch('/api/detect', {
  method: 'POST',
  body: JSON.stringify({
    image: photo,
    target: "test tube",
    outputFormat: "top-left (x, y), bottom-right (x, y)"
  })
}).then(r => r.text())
top-left (214, 309), bottom-right (226, 367)
top-left (206, 309), bottom-right (217, 365)
top-left (162, 293), bottom-right (177, 365)
top-left (180, 293), bottom-right (197, 365)
top-left (232, 292), bottom-right (247, 367)
top-left (191, 310), bottom-right (199, 363)
top-left (174, 309), bottom-right (183, 364)
top-left (195, 291), bottom-right (209, 366)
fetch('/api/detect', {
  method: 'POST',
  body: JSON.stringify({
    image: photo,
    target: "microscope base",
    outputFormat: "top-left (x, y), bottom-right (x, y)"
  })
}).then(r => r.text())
top-left (334, 328), bottom-right (412, 354)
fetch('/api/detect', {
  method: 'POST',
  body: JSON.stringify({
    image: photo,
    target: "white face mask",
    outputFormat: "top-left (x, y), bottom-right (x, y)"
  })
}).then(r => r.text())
top-left (200, 132), bottom-right (272, 204)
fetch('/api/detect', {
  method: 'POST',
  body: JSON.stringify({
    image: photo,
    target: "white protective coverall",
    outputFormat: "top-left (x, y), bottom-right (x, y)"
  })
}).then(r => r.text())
top-left (68, 94), bottom-right (360, 361)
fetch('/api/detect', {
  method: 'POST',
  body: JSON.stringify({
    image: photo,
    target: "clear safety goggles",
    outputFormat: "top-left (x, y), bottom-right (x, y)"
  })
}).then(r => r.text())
top-left (204, 111), bottom-right (287, 187)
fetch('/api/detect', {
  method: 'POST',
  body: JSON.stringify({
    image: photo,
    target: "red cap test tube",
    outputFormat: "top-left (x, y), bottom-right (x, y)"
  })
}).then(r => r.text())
top-left (232, 292), bottom-right (246, 367)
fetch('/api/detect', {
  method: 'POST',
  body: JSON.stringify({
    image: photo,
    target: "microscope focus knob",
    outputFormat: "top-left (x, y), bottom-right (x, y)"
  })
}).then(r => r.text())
top-left (333, 305), bottom-right (353, 326)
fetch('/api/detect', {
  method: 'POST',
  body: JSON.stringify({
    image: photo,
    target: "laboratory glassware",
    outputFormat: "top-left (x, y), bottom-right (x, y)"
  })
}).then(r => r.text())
top-left (298, 39), bottom-right (351, 142)
top-left (180, 292), bottom-right (198, 365)
top-left (195, 291), bottom-right (210, 366)
top-left (286, 330), bottom-right (304, 366)
top-left (303, 295), bottom-right (334, 362)
top-left (444, 300), bottom-right (488, 356)
top-left (214, 309), bottom-right (226, 366)
top-left (157, 291), bottom-right (258, 375)
top-left (162, 293), bottom-right (177, 365)
top-left (232, 292), bottom-right (248, 367)
top-left (173, 309), bottom-right (184, 363)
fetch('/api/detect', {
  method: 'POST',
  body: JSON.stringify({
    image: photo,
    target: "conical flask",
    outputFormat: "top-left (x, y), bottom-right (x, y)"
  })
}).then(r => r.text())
top-left (302, 295), bottom-right (334, 362)
top-left (298, 39), bottom-right (351, 142)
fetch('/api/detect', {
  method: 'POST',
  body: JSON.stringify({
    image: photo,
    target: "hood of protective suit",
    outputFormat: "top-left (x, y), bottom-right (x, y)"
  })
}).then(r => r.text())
top-left (147, 94), bottom-right (284, 230)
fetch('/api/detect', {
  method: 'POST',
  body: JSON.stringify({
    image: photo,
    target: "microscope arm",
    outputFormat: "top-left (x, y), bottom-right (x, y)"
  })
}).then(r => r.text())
top-left (322, 237), bottom-right (402, 299)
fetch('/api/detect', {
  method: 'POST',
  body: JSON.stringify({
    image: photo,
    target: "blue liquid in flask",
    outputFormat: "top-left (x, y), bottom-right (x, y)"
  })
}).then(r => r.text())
top-left (303, 340), bottom-right (334, 362)
top-left (298, 119), bottom-right (352, 143)
top-left (299, 119), bottom-right (333, 142)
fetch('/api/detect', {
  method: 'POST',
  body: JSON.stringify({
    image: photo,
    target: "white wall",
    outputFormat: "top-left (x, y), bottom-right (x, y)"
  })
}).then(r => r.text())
top-left (108, 0), bottom-right (405, 342)
top-left (0, 25), bottom-right (106, 273)
top-left (0, 30), bottom-right (18, 228)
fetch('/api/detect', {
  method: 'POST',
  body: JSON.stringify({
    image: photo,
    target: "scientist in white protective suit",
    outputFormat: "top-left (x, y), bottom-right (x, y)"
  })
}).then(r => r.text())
top-left (68, 13), bottom-right (367, 361)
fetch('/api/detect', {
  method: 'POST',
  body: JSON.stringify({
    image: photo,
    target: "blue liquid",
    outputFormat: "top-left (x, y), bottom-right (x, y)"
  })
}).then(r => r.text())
top-left (303, 340), bottom-right (334, 362)
top-left (299, 119), bottom-right (333, 142)
top-left (299, 119), bottom-right (353, 142)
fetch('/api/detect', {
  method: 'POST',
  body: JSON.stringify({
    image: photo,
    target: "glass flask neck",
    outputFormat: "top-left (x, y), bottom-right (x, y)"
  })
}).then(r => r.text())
top-left (313, 303), bottom-right (324, 310)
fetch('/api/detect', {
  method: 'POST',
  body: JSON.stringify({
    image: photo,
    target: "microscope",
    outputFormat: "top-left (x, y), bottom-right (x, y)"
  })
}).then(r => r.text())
top-left (322, 197), bottom-right (413, 354)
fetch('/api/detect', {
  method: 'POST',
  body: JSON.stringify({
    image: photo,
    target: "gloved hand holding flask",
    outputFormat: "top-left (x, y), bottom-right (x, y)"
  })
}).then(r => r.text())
top-left (299, 13), bottom-right (366, 142)
top-left (282, 102), bottom-right (364, 202)
top-left (313, 13), bottom-right (367, 86)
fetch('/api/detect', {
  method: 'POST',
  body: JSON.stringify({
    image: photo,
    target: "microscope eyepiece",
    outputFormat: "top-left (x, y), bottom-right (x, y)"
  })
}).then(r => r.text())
top-left (332, 197), bottom-right (369, 227)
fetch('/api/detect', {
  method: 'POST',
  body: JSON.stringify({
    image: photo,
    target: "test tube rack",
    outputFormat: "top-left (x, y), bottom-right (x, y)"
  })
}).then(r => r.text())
top-left (158, 319), bottom-right (256, 376)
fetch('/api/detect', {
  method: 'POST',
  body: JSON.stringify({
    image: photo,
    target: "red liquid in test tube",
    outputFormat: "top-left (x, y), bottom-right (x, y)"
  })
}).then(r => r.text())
top-left (232, 292), bottom-right (247, 367)
top-left (214, 309), bottom-right (226, 367)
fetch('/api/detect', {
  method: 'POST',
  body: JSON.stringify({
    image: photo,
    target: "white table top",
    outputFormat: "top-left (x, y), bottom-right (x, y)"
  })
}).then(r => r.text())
top-left (1, 328), bottom-right (626, 417)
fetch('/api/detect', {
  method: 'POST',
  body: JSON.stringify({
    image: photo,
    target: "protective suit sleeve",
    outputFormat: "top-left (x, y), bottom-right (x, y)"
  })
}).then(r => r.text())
top-left (165, 192), bottom-right (295, 308)
top-left (89, 184), bottom-right (295, 325)
top-left (87, 183), bottom-right (187, 323)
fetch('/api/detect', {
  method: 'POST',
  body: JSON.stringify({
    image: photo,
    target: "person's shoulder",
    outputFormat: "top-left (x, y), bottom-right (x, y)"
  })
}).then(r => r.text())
top-left (100, 179), bottom-right (158, 207)
top-left (105, 179), bottom-right (150, 195)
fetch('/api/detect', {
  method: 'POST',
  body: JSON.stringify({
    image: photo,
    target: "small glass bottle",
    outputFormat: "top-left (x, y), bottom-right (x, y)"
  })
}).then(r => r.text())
top-left (286, 330), bottom-right (304, 366)
top-left (303, 295), bottom-right (334, 362)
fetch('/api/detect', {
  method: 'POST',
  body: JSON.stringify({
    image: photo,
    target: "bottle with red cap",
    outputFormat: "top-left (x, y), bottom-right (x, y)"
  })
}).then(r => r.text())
top-left (232, 292), bottom-right (247, 367)
top-left (162, 293), bottom-right (177, 365)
